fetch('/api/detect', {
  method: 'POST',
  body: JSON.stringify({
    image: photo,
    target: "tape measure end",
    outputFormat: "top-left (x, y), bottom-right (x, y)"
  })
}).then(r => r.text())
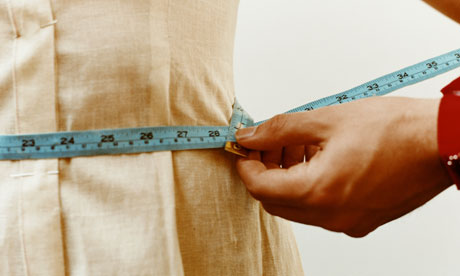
top-left (224, 141), bottom-right (248, 157)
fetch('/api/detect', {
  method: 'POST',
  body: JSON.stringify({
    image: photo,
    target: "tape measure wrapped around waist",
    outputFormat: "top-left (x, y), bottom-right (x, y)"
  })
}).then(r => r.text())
top-left (1, 48), bottom-right (459, 160)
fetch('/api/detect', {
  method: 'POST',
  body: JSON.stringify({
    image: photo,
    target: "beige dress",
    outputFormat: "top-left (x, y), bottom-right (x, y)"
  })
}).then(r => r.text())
top-left (0, 0), bottom-right (304, 275)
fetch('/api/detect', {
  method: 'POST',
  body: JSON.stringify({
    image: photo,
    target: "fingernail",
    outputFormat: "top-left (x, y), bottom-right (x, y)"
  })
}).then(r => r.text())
top-left (236, 126), bottom-right (257, 140)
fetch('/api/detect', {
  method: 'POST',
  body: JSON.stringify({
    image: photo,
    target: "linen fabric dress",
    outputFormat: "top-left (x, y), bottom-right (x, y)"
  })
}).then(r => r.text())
top-left (0, 0), bottom-right (304, 275)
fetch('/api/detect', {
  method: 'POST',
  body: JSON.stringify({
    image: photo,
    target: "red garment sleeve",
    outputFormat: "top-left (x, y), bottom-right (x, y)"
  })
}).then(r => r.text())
top-left (438, 76), bottom-right (460, 190)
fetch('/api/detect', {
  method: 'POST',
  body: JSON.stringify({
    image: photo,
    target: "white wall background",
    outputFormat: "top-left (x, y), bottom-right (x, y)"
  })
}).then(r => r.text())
top-left (233, 1), bottom-right (460, 275)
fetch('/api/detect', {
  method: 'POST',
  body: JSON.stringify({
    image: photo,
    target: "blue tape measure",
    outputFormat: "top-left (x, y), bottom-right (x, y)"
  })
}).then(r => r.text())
top-left (1, 48), bottom-right (460, 160)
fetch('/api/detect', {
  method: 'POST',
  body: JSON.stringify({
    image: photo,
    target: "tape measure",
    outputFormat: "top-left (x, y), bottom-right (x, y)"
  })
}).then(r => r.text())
top-left (1, 48), bottom-right (460, 160)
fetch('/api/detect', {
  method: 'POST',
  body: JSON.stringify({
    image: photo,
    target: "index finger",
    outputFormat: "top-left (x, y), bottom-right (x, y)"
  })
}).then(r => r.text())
top-left (236, 151), bottom-right (312, 205)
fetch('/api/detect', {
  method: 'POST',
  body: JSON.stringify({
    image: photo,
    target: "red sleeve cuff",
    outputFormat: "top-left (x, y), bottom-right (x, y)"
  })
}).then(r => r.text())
top-left (438, 76), bottom-right (460, 189)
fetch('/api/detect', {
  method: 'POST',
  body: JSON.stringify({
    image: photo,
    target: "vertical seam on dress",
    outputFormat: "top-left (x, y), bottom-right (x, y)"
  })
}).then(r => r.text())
top-left (11, 39), bottom-right (19, 134)
top-left (19, 0), bottom-right (25, 36)
top-left (7, 2), bottom-right (29, 274)
top-left (52, 20), bottom-right (68, 276)
top-left (57, 159), bottom-right (68, 276)
top-left (6, 0), bottom-right (18, 36)
top-left (6, 0), bottom-right (20, 134)
top-left (18, 181), bottom-right (30, 276)
top-left (165, 1), bottom-right (185, 274)
top-left (48, 1), bottom-right (67, 273)
top-left (49, 0), bottom-right (60, 133)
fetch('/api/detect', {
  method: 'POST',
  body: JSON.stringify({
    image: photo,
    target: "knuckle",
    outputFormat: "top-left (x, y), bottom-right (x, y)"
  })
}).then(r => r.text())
top-left (304, 174), bottom-right (350, 208)
top-left (328, 214), bottom-right (375, 238)
top-left (307, 190), bottom-right (336, 207)
top-left (305, 184), bottom-right (343, 208)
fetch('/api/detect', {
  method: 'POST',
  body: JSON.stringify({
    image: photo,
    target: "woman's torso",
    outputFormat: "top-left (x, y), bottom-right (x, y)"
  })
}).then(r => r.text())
top-left (0, 1), bottom-right (303, 275)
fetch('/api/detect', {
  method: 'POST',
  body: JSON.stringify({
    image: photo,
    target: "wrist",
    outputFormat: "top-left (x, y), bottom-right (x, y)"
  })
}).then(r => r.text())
top-left (403, 98), bottom-right (441, 162)
top-left (400, 97), bottom-right (452, 197)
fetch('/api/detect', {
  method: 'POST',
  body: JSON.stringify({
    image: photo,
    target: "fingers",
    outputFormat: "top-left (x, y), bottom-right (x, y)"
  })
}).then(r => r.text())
top-left (261, 146), bottom-right (305, 169)
top-left (237, 148), bottom-right (379, 237)
top-left (236, 155), bottom-right (311, 204)
top-left (236, 111), bottom-right (329, 151)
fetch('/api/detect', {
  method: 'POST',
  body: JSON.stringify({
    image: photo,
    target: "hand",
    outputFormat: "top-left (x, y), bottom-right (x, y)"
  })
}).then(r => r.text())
top-left (235, 97), bottom-right (453, 237)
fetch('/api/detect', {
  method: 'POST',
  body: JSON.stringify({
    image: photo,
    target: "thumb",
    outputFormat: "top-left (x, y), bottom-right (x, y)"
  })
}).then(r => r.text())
top-left (236, 112), bottom-right (327, 151)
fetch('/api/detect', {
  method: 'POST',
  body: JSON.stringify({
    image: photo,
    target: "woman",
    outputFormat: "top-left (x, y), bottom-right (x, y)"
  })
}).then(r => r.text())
top-left (0, 1), bottom-right (303, 275)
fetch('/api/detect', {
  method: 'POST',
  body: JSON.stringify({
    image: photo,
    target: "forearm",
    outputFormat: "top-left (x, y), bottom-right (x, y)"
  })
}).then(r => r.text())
top-left (424, 0), bottom-right (460, 23)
